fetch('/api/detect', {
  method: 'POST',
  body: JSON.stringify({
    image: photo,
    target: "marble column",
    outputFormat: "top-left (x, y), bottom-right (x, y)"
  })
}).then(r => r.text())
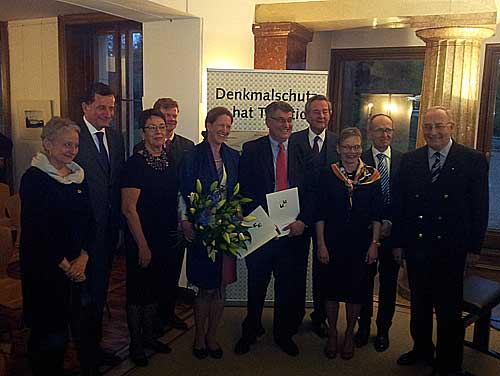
top-left (415, 26), bottom-right (495, 147)
top-left (252, 22), bottom-right (313, 70)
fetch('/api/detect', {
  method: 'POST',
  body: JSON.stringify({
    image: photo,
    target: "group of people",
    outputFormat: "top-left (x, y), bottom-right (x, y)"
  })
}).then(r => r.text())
top-left (19, 81), bottom-right (488, 376)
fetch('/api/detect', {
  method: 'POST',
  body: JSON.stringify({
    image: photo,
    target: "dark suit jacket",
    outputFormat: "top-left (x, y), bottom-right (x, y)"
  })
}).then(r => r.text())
top-left (362, 146), bottom-right (402, 222)
top-left (75, 122), bottom-right (125, 245)
top-left (239, 135), bottom-right (309, 224)
top-left (133, 133), bottom-right (195, 167)
top-left (289, 128), bottom-right (338, 225)
top-left (394, 142), bottom-right (489, 254)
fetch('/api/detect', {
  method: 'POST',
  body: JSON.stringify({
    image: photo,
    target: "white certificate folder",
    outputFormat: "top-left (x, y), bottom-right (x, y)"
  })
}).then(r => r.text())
top-left (237, 205), bottom-right (279, 259)
top-left (266, 187), bottom-right (300, 237)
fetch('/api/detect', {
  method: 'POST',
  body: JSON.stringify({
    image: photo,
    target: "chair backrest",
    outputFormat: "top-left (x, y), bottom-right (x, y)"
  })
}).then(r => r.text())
top-left (0, 183), bottom-right (10, 219)
top-left (5, 194), bottom-right (20, 250)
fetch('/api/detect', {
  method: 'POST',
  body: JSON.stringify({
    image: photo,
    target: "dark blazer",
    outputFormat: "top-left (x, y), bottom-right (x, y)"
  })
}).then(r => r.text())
top-left (133, 133), bottom-right (195, 167)
top-left (394, 142), bottom-right (489, 254)
top-left (362, 146), bottom-right (403, 222)
top-left (75, 122), bottom-right (125, 242)
top-left (179, 140), bottom-right (239, 289)
top-left (239, 135), bottom-right (308, 223)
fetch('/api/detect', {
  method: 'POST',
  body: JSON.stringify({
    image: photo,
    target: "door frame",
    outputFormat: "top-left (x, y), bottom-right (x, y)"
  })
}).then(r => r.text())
top-left (477, 43), bottom-right (500, 249)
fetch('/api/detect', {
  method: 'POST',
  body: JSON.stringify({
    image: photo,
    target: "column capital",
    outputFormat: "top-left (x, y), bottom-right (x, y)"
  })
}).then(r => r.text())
top-left (416, 26), bottom-right (495, 43)
top-left (252, 22), bottom-right (313, 44)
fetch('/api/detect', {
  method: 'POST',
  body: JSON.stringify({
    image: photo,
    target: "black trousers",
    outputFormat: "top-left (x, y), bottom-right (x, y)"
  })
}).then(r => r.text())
top-left (157, 231), bottom-right (185, 323)
top-left (358, 242), bottom-right (400, 333)
top-left (28, 284), bottom-right (99, 376)
top-left (406, 248), bottom-right (466, 374)
top-left (310, 229), bottom-right (329, 324)
top-left (242, 237), bottom-right (297, 341)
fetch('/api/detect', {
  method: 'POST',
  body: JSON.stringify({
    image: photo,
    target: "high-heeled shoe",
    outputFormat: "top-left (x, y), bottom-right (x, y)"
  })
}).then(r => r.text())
top-left (192, 346), bottom-right (208, 360)
top-left (206, 338), bottom-right (223, 359)
top-left (341, 332), bottom-right (355, 360)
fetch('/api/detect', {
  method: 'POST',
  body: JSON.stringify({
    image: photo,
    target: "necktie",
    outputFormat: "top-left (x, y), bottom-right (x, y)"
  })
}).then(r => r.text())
top-left (165, 138), bottom-right (172, 153)
top-left (312, 136), bottom-right (320, 155)
top-left (276, 143), bottom-right (288, 191)
top-left (95, 131), bottom-right (110, 174)
top-left (377, 153), bottom-right (391, 206)
top-left (431, 152), bottom-right (441, 183)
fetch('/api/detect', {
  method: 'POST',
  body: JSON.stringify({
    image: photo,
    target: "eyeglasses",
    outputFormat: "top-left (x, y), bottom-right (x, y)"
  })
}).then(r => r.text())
top-left (340, 145), bottom-right (362, 152)
top-left (269, 117), bottom-right (293, 124)
top-left (143, 124), bottom-right (167, 132)
top-left (422, 123), bottom-right (451, 131)
top-left (372, 128), bottom-right (394, 135)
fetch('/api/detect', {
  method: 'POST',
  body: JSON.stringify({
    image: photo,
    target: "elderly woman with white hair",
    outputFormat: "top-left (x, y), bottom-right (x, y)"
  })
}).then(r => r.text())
top-left (20, 117), bottom-right (97, 376)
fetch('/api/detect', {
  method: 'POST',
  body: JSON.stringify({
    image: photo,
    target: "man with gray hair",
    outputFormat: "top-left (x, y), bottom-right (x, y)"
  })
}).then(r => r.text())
top-left (394, 106), bottom-right (488, 376)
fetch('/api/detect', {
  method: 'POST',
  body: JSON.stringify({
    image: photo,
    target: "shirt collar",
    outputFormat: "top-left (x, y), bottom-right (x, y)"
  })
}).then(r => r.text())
top-left (83, 116), bottom-right (104, 135)
top-left (268, 135), bottom-right (289, 150)
top-left (428, 138), bottom-right (453, 159)
top-left (308, 128), bottom-right (326, 145)
top-left (372, 145), bottom-right (391, 160)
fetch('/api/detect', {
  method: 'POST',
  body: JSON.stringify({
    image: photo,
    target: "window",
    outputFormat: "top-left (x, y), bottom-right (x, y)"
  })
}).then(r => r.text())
top-left (329, 47), bottom-right (425, 152)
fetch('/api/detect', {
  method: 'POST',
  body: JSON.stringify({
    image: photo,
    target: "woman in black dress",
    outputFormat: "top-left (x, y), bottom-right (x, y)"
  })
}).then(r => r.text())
top-left (316, 127), bottom-right (383, 360)
top-left (121, 109), bottom-right (177, 366)
top-left (20, 117), bottom-right (96, 376)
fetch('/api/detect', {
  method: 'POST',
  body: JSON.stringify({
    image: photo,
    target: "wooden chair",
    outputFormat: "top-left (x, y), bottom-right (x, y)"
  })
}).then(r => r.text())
top-left (463, 275), bottom-right (500, 359)
top-left (5, 194), bottom-right (20, 261)
top-left (0, 183), bottom-right (11, 227)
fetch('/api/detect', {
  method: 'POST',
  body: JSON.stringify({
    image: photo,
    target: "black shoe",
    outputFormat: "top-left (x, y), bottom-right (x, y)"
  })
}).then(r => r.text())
top-left (275, 338), bottom-right (299, 357)
top-left (145, 339), bottom-right (172, 354)
top-left (170, 314), bottom-right (188, 330)
top-left (192, 346), bottom-right (208, 360)
top-left (98, 349), bottom-right (122, 366)
top-left (354, 327), bottom-right (370, 348)
top-left (234, 337), bottom-right (252, 355)
top-left (374, 334), bottom-right (389, 352)
top-left (207, 344), bottom-right (223, 359)
top-left (397, 350), bottom-right (434, 366)
top-left (130, 352), bottom-right (148, 367)
top-left (311, 321), bottom-right (328, 338)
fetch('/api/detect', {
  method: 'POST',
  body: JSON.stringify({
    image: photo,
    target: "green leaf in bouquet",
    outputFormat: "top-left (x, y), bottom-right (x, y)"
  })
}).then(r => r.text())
top-left (223, 232), bottom-right (231, 244)
top-left (216, 199), bottom-right (226, 209)
top-left (210, 180), bottom-right (219, 191)
top-left (240, 197), bottom-right (252, 203)
top-left (227, 224), bottom-right (236, 230)
top-left (233, 183), bottom-right (240, 196)
top-left (196, 179), bottom-right (203, 194)
top-left (190, 207), bottom-right (196, 214)
top-left (243, 215), bottom-right (256, 222)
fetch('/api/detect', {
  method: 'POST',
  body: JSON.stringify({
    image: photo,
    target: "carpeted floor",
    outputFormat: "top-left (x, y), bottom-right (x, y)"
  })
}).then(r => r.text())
top-left (110, 306), bottom-right (500, 376)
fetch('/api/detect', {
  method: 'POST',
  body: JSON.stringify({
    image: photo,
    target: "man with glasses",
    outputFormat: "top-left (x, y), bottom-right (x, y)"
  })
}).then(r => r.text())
top-left (394, 106), bottom-right (488, 376)
top-left (235, 101), bottom-right (309, 357)
top-left (134, 98), bottom-right (195, 333)
top-left (355, 113), bottom-right (402, 352)
top-left (289, 95), bottom-right (338, 338)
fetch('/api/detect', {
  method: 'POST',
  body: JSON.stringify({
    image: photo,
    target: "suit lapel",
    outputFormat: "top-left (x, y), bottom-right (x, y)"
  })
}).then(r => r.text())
top-left (260, 138), bottom-right (275, 191)
top-left (325, 131), bottom-right (337, 163)
top-left (80, 123), bottom-right (109, 175)
top-left (438, 142), bottom-right (459, 182)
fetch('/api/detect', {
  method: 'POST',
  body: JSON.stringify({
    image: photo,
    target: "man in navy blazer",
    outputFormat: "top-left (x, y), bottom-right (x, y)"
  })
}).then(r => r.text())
top-left (235, 101), bottom-right (309, 357)
top-left (357, 113), bottom-right (402, 352)
top-left (288, 94), bottom-right (338, 338)
top-left (75, 82), bottom-right (125, 365)
top-left (394, 107), bottom-right (488, 376)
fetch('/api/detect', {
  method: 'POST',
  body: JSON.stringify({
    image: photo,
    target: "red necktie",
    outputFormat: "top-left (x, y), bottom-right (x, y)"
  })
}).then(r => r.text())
top-left (276, 143), bottom-right (288, 191)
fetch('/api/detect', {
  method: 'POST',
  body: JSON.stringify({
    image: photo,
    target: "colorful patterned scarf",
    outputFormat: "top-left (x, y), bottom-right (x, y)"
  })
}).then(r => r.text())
top-left (331, 159), bottom-right (380, 207)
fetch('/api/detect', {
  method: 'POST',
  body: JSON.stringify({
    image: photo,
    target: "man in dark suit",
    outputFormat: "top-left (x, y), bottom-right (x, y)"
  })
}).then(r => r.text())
top-left (394, 106), bottom-right (489, 376)
top-left (75, 82), bottom-right (125, 365)
top-left (134, 98), bottom-right (194, 332)
top-left (356, 113), bottom-right (402, 352)
top-left (234, 101), bottom-right (309, 357)
top-left (289, 94), bottom-right (338, 338)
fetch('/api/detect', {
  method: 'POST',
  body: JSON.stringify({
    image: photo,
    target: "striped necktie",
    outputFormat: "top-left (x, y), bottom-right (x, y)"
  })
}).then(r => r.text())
top-left (431, 152), bottom-right (441, 183)
top-left (376, 153), bottom-right (390, 206)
